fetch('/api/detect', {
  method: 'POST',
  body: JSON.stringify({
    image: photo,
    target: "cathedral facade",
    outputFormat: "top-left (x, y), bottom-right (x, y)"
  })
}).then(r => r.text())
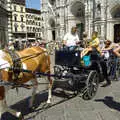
top-left (0, 0), bottom-right (9, 48)
top-left (41, 0), bottom-right (85, 42)
top-left (41, 0), bottom-right (120, 43)
top-left (86, 0), bottom-right (120, 42)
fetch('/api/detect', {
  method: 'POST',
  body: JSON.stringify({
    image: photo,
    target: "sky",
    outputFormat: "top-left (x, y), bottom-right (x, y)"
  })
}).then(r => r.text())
top-left (26, 0), bottom-right (41, 10)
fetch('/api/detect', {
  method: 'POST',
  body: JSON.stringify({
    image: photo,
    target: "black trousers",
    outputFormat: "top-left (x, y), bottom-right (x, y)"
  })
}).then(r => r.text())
top-left (89, 48), bottom-right (111, 83)
top-left (89, 58), bottom-right (110, 83)
top-left (100, 59), bottom-right (111, 83)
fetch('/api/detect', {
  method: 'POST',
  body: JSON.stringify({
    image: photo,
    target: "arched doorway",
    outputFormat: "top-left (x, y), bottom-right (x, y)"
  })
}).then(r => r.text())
top-left (76, 23), bottom-right (84, 40)
top-left (49, 18), bottom-right (56, 41)
top-left (49, 0), bottom-right (56, 5)
top-left (114, 24), bottom-right (120, 43)
top-left (70, 0), bottom-right (85, 39)
top-left (111, 5), bottom-right (120, 43)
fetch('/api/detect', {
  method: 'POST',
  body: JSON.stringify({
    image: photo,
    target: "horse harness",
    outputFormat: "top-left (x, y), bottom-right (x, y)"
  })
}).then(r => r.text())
top-left (8, 50), bottom-right (22, 81)
top-left (7, 50), bottom-right (47, 81)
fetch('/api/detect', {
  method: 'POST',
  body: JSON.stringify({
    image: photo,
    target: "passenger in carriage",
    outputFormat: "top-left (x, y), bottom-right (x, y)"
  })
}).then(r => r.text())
top-left (81, 31), bottom-right (101, 57)
top-left (62, 26), bottom-right (80, 51)
top-left (81, 31), bottom-right (111, 87)
top-left (89, 31), bottom-right (101, 52)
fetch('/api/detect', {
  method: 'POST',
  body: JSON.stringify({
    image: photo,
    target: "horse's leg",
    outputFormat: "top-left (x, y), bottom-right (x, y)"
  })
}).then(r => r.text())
top-left (7, 108), bottom-right (22, 118)
top-left (29, 79), bottom-right (38, 109)
top-left (0, 86), bottom-right (6, 118)
top-left (47, 72), bottom-right (52, 104)
top-left (47, 83), bottom-right (52, 104)
top-left (5, 86), bottom-right (22, 118)
top-left (0, 86), bottom-right (22, 119)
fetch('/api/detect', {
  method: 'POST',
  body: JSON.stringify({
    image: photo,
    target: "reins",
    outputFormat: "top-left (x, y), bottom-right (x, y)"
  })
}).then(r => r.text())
top-left (0, 50), bottom-right (47, 68)
top-left (15, 50), bottom-right (47, 62)
top-left (0, 50), bottom-right (49, 89)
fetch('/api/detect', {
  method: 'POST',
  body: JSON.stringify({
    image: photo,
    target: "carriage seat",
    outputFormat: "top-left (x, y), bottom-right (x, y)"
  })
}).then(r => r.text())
top-left (55, 47), bottom-right (101, 68)
top-left (55, 50), bottom-right (81, 67)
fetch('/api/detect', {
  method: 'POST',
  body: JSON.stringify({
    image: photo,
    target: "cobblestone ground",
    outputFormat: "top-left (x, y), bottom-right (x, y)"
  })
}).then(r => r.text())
top-left (1, 55), bottom-right (120, 120)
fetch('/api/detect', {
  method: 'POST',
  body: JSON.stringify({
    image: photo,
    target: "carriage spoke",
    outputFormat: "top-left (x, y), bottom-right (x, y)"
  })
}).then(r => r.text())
top-left (86, 71), bottom-right (99, 98)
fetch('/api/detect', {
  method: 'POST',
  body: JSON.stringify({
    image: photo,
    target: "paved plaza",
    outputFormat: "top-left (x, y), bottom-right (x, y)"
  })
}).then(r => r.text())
top-left (1, 79), bottom-right (120, 120)
top-left (1, 55), bottom-right (120, 120)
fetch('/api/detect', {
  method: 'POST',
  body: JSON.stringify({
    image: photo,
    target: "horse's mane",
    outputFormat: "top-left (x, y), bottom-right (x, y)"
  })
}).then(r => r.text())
top-left (0, 46), bottom-right (48, 67)
top-left (20, 46), bottom-right (46, 52)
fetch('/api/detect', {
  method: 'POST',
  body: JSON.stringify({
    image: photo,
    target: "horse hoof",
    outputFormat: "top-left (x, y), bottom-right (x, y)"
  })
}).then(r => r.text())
top-left (47, 102), bottom-right (52, 108)
top-left (47, 99), bottom-right (51, 104)
top-left (43, 103), bottom-right (51, 109)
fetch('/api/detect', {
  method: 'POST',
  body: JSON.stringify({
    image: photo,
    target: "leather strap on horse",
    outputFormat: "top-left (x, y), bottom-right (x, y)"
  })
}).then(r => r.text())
top-left (7, 50), bottom-right (22, 81)
top-left (7, 50), bottom-right (47, 81)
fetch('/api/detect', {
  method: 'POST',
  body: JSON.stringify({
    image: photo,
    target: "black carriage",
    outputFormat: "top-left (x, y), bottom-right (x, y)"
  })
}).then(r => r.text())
top-left (53, 49), bottom-right (100, 100)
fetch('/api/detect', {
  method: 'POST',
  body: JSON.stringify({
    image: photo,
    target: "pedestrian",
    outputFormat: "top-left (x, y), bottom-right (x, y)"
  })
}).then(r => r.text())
top-left (8, 41), bottom-right (15, 51)
top-left (82, 32), bottom-right (88, 48)
top-left (63, 26), bottom-right (80, 51)
top-left (113, 46), bottom-right (120, 57)
top-left (102, 40), bottom-right (112, 50)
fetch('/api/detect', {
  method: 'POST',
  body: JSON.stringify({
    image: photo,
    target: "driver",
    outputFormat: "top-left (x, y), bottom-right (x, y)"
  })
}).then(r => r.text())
top-left (63, 26), bottom-right (80, 51)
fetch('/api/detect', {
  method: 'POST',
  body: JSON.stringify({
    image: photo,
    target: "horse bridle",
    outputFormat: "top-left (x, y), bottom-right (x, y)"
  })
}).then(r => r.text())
top-left (0, 50), bottom-right (48, 88)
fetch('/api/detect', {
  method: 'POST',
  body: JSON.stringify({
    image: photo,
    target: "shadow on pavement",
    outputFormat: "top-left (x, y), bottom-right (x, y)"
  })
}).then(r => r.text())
top-left (95, 96), bottom-right (120, 111)
top-left (27, 92), bottom-right (76, 120)
top-left (0, 91), bottom-right (48, 120)
top-left (1, 90), bottom-right (76, 120)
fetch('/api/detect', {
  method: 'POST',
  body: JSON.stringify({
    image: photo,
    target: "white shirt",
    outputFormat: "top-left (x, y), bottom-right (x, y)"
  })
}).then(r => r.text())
top-left (102, 50), bottom-right (110, 59)
top-left (63, 32), bottom-right (79, 47)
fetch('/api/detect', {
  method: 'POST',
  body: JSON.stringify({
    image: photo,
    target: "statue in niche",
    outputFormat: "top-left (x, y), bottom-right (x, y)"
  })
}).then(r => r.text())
top-left (49, 0), bottom-right (55, 5)
top-left (96, 1), bottom-right (101, 17)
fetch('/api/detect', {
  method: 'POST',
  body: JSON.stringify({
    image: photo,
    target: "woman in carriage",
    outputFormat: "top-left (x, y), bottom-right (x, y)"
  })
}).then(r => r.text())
top-left (81, 31), bottom-right (111, 87)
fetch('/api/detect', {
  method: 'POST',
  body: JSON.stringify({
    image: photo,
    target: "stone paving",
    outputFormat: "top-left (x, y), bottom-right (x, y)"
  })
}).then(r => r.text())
top-left (1, 55), bottom-right (120, 120)
top-left (1, 79), bottom-right (120, 120)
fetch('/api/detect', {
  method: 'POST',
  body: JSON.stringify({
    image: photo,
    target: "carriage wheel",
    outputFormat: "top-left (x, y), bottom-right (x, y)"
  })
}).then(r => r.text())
top-left (52, 65), bottom-right (63, 90)
top-left (82, 71), bottom-right (99, 100)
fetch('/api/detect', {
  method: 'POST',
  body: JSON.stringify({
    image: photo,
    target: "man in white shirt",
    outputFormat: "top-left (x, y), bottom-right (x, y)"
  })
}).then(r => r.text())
top-left (63, 26), bottom-right (80, 50)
